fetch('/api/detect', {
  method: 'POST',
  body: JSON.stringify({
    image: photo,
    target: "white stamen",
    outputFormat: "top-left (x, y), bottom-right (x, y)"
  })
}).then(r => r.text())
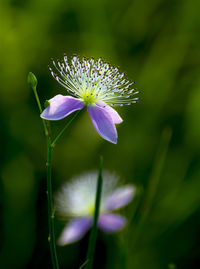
top-left (50, 55), bottom-right (139, 106)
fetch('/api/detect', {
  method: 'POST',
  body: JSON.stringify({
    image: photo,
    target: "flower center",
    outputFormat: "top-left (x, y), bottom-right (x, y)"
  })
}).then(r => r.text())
top-left (87, 202), bottom-right (104, 215)
top-left (87, 204), bottom-right (95, 215)
top-left (80, 88), bottom-right (99, 106)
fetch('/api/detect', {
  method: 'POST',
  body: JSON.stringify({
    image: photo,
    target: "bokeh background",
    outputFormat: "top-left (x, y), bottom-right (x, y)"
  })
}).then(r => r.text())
top-left (0, 0), bottom-right (200, 268)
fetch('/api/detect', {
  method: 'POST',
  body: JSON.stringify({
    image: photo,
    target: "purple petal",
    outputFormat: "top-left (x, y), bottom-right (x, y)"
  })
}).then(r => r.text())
top-left (97, 101), bottom-right (123, 124)
top-left (41, 95), bottom-right (84, 120)
top-left (98, 213), bottom-right (126, 233)
top-left (104, 185), bottom-right (135, 211)
top-left (57, 217), bottom-right (92, 245)
top-left (87, 105), bottom-right (118, 144)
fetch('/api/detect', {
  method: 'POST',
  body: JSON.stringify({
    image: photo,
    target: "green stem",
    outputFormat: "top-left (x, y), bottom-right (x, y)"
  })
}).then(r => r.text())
top-left (32, 86), bottom-right (49, 136)
top-left (29, 73), bottom-right (82, 269)
top-left (85, 157), bottom-right (103, 269)
top-left (47, 137), bottom-right (59, 269)
top-left (79, 259), bottom-right (89, 269)
top-left (51, 110), bottom-right (81, 147)
top-left (29, 75), bottom-right (59, 269)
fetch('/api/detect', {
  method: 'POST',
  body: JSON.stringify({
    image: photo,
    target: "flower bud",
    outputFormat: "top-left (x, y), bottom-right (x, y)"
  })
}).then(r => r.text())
top-left (27, 72), bottom-right (38, 88)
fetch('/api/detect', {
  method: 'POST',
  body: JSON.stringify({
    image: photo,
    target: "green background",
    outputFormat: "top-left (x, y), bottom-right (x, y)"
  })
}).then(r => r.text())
top-left (0, 0), bottom-right (200, 268)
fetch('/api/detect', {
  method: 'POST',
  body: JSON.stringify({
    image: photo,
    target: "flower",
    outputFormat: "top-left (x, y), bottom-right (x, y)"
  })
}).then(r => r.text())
top-left (41, 56), bottom-right (138, 144)
top-left (55, 171), bottom-right (135, 245)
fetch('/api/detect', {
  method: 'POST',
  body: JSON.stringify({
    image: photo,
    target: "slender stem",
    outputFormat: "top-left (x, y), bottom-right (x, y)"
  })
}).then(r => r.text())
top-left (29, 73), bottom-right (81, 269)
top-left (79, 259), bottom-right (89, 269)
top-left (32, 85), bottom-right (49, 136)
top-left (85, 157), bottom-right (103, 269)
top-left (46, 137), bottom-right (59, 269)
top-left (51, 110), bottom-right (81, 147)
top-left (29, 75), bottom-right (59, 269)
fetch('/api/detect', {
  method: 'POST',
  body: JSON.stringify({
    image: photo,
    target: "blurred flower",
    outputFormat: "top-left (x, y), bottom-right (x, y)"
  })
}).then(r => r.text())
top-left (41, 56), bottom-right (138, 143)
top-left (55, 171), bottom-right (135, 245)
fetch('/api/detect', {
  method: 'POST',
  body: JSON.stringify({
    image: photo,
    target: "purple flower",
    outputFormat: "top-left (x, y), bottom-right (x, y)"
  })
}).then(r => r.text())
top-left (55, 171), bottom-right (135, 245)
top-left (41, 56), bottom-right (138, 144)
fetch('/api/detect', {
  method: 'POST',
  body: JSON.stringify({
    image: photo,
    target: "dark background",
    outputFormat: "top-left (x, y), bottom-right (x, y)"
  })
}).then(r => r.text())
top-left (0, 0), bottom-right (200, 268)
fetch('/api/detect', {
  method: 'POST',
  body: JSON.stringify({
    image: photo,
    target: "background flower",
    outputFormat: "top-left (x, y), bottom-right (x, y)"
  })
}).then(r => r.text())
top-left (55, 171), bottom-right (135, 245)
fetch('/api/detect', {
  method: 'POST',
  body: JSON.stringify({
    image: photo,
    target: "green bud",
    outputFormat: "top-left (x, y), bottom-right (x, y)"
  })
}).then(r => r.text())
top-left (27, 72), bottom-right (38, 88)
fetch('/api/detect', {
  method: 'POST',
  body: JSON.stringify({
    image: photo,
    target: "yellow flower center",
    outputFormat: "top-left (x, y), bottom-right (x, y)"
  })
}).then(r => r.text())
top-left (87, 204), bottom-right (95, 215)
top-left (80, 87), bottom-right (99, 106)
